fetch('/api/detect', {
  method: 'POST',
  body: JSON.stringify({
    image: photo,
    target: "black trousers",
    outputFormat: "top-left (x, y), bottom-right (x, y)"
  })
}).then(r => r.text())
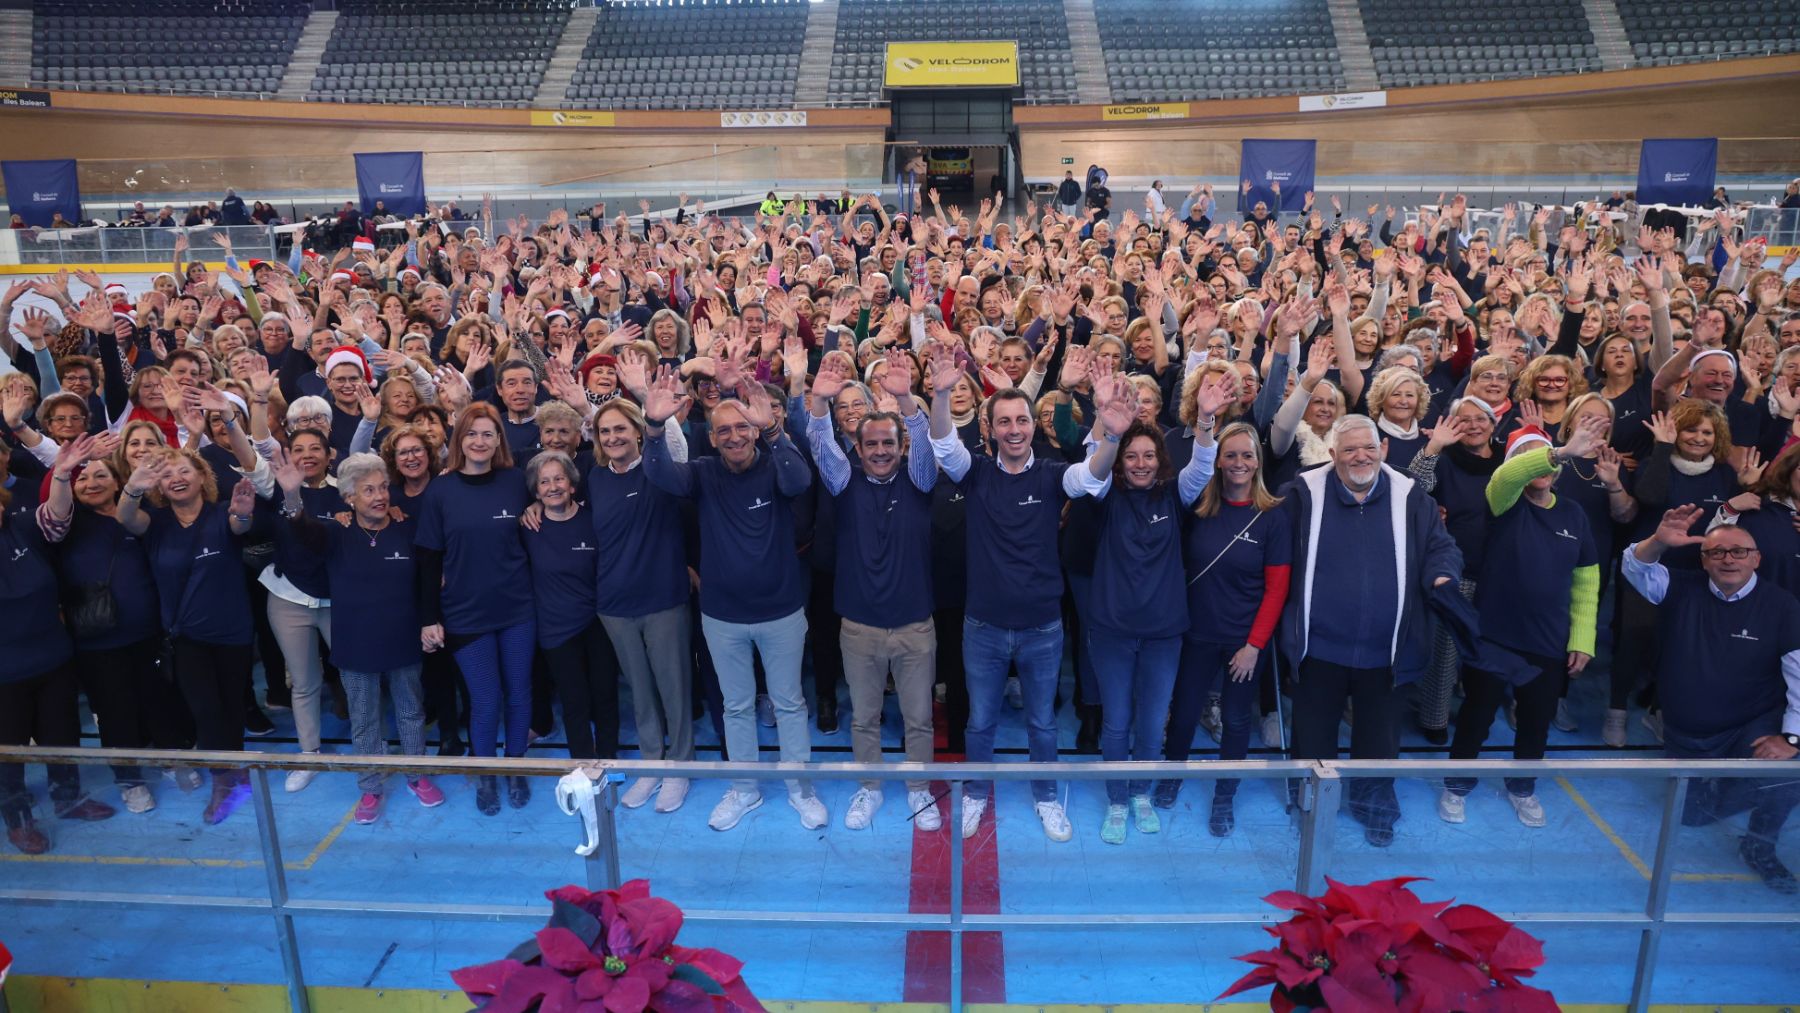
top-left (0, 667), bottom-right (84, 828)
top-left (1164, 638), bottom-right (1269, 798)
top-left (172, 638), bottom-right (252, 757)
top-left (1612, 580), bottom-right (1660, 709)
top-left (248, 575), bottom-right (286, 708)
top-left (934, 606), bottom-right (967, 754)
top-left (71, 638), bottom-right (191, 786)
top-left (541, 619), bottom-right (622, 761)
top-left (1670, 717), bottom-right (1800, 850)
top-left (1290, 658), bottom-right (1400, 827)
top-left (1448, 653), bottom-right (1564, 798)
top-left (806, 568), bottom-right (843, 710)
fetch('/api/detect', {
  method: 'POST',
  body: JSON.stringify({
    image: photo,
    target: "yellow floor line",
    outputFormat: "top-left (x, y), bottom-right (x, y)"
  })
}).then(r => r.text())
top-left (1555, 776), bottom-right (1760, 884)
top-left (0, 803), bottom-right (357, 871)
top-left (287, 804), bottom-right (357, 871)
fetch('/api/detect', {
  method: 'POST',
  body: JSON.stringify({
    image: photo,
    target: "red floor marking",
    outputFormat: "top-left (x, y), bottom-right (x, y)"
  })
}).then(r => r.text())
top-left (904, 731), bottom-right (1005, 1003)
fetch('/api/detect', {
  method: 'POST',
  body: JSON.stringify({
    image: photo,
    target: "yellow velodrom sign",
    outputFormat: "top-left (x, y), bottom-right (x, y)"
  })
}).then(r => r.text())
top-left (1102, 102), bottom-right (1191, 121)
top-left (883, 42), bottom-right (1020, 88)
top-left (529, 110), bottom-right (617, 127)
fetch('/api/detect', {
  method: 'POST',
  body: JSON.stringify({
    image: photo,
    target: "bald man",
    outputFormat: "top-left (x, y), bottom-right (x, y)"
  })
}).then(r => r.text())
top-left (1625, 508), bottom-right (1800, 893)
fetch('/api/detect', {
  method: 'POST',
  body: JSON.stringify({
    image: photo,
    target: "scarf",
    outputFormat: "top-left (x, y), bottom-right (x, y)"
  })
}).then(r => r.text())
top-left (1296, 424), bottom-right (1333, 467)
top-left (1671, 455), bottom-right (1715, 477)
top-left (1377, 416), bottom-right (1420, 442)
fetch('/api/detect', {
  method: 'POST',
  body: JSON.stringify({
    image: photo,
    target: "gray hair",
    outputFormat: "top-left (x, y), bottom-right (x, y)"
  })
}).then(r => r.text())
top-left (1326, 413), bottom-right (1379, 450)
top-left (1377, 345), bottom-right (1425, 373)
top-left (524, 449), bottom-right (579, 493)
top-left (336, 453), bottom-right (387, 498)
top-left (286, 395), bottom-right (332, 433)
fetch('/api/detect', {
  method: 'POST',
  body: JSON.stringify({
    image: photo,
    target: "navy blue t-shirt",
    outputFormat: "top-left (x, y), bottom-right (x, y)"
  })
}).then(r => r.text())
top-left (0, 510), bottom-right (73, 682)
top-left (1737, 499), bottom-right (1800, 599)
top-left (142, 502), bottom-right (252, 646)
top-left (587, 461), bottom-right (689, 618)
top-left (270, 483), bottom-right (345, 600)
top-left (1656, 572), bottom-right (1800, 740)
top-left (1185, 500), bottom-right (1292, 646)
top-left (957, 455), bottom-right (1072, 629)
top-left (311, 515), bottom-right (422, 673)
top-left (1476, 489), bottom-right (1598, 659)
top-left (56, 510), bottom-right (160, 651)
top-left (414, 469), bottom-right (535, 634)
top-left (1088, 483), bottom-right (1188, 639)
top-left (523, 510), bottom-right (600, 649)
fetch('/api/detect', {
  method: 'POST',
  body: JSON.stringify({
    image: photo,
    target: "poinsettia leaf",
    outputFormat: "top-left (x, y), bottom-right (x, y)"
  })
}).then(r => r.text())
top-left (576, 968), bottom-right (614, 1000)
top-left (1318, 963), bottom-right (1402, 1013)
top-left (480, 964), bottom-right (571, 1013)
top-left (1217, 965), bottom-right (1280, 998)
top-left (1438, 904), bottom-right (1513, 954)
top-left (646, 978), bottom-right (714, 1013)
top-left (603, 975), bottom-right (652, 1013)
top-left (607, 913), bottom-right (636, 959)
top-left (1488, 926), bottom-right (1546, 978)
top-left (1263, 889), bottom-right (1327, 914)
top-left (550, 898), bottom-right (604, 950)
top-left (629, 956), bottom-right (674, 992)
top-left (618, 879), bottom-right (652, 903)
top-left (670, 963), bottom-right (725, 995)
top-left (623, 897), bottom-right (686, 957)
top-left (505, 937), bottom-right (543, 966)
top-left (450, 958), bottom-right (520, 998)
top-left (538, 927), bottom-right (605, 973)
top-left (719, 975), bottom-right (767, 1013)
top-left (548, 885), bottom-right (599, 909)
top-left (539, 979), bottom-right (582, 1013)
top-left (669, 946), bottom-right (744, 984)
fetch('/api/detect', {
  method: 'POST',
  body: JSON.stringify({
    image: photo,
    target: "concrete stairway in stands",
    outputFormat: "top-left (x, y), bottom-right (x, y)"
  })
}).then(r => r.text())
top-left (534, 5), bottom-right (597, 108)
top-left (1324, 0), bottom-right (1381, 91)
top-left (0, 9), bottom-right (32, 87)
top-left (793, 0), bottom-right (838, 107)
top-left (1061, 0), bottom-right (1113, 105)
top-left (1580, 0), bottom-right (1637, 70)
top-left (275, 10), bottom-right (336, 101)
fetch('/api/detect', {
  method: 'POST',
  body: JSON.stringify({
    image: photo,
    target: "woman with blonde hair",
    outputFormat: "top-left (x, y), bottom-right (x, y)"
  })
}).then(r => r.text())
top-left (1515, 354), bottom-right (1589, 431)
top-left (1367, 365), bottom-right (1430, 469)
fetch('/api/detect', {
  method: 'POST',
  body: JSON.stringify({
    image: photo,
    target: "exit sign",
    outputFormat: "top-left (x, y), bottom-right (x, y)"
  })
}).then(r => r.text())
top-left (1060, 157), bottom-right (1074, 164)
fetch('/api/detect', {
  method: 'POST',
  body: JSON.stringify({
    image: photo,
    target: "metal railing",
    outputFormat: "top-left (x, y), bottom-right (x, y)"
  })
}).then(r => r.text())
top-left (1, 746), bottom-right (1794, 1012)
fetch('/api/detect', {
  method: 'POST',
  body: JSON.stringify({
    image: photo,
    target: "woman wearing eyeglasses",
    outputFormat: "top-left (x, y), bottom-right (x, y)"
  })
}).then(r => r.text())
top-left (1515, 355), bottom-right (1587, 433)
top-left (1440, 417), bottom-right (1605, 828)
top-left (415, 403), bottom-right (537, 815)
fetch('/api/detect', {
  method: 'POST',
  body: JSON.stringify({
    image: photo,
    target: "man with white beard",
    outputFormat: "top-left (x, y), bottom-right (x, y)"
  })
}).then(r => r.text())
top-left (1277, 415), bottom-right (1463, 847)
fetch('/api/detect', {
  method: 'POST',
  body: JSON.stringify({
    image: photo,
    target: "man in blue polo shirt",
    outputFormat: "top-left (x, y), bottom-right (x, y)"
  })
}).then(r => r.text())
top-left (807, 349), bottom-right (941, 832)
top-left (1624, 507), bottom-right (1800, 893)
top-left (926, 332), bottom-right (1131, 842)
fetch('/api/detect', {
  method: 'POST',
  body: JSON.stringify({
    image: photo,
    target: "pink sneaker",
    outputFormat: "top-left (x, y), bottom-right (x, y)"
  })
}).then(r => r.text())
top-left (353, 793), bottom-right (383, 825)
top-left (407, 777), bottom-right (446, 808)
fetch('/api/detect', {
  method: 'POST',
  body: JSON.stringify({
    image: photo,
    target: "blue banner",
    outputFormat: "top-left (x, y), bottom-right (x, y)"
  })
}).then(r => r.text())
top-left (1636, 138), bottom-right (1716, 206)
top-left (3, 158), bottom-right (81, 227)
top-left (1237, 139), bottom-right (1315, 214)
top-left (354, 151), bottom-right (425, 216)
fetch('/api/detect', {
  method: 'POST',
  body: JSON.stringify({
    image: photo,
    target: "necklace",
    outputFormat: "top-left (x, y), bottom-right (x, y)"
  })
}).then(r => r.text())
top-left (355, 521), bottom-right (382, 547)
top-left (1565, 456), bottom-right (1597, 482)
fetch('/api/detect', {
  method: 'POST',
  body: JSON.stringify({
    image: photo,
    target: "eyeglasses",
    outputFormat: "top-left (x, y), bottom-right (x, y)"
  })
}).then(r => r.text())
top-left (1700, 546), bottom-right (1758, 560)
top-left (1535, 376), bottom-right (1569, 388)
top-left (395, 447), bottom-right (428, 459)
top-left (47, 414), bottom-right (87, 425)
top-left (1475, 370), bottom-right (1510, 383)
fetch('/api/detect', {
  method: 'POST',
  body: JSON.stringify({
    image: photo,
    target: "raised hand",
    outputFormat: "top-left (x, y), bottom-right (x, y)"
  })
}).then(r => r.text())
top-left (878, 347), bottom-right (916, 399)
top-left (1094, 372), bottom-right (1137, 437)
top-left (1057, 342), bottom-right (1091, 390)
top-left (1194, 369), bottom-right (1240, 420)
top-left (356, 381), bottom-right (381, 422)
top-left (1595, 445), bottom-right (1625, 488)
top-left (640, 366), bottom-right (683, 424)
top-left (1652, 505), bottom-right (1706, 548)
top-left (228, 478), bottom-right (256, 517)
top-left (125, 455), bottom-right (170, 496)
top-left (1731, 445), bottom-right (1767, 488)
top-left (1561, 412), bottom-right (1608, 460)
top-left (269, 444), bottom-right (304, 495)
top-left (810, 355), bottom-right (849, 405)
top-left (738, 377), bottom-right (777, 432)
top-left (1644, 411), bottom-right (1676, 444)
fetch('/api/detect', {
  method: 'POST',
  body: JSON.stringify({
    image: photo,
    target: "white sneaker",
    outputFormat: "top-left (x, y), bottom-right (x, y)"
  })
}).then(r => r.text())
top-left (960, 795), bottom-right (987, 839)
top-left (1437, 789), bottom-right (1466, 824)
top-left (908, 789), bottom-right (942, 831)
top-left (789, 792), bottom-right (828, 830)
top-left (843, 788), bottom-right (883, 830)
top-left (1509, 793), bottom-right (1547, 828)
top-left (1552, 698), bottom-right (1578, 733)
top-left (708, 789), bottom-right (763, 831)
top-left (1641, 710), bottom-right (1664, 744)
top-left (284, 760), bottom-right (319, 794)
top-left (1602, 708), bottom-right (1629, 747)
top-left (1035, 799), bottom-right (1073, 842)
top-left (1004, 676), bottom-right (1023, 710)
top-left (1261, 712), bottom-right (1284, 749)
top-left (122, 784), bottom-right (155, 814)
top-left (654, 777), bottom-right (689, 813)
top-left (620, 777), bottom-right (659, 810)
top-left (165, 767), bottom-right (203, 792)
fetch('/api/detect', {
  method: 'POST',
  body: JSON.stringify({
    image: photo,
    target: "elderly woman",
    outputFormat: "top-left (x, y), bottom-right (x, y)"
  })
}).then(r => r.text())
top-left (521, 450), bottom-right (622, 763)
top-left (1269, 320), bottom-right (1347, 489)
top-left (1408, 396), bottom-right (1502, 743)
top-left (1367, 365), bottom-right (1430, 470)
top-left (116, 447), bottom-right (258, 825)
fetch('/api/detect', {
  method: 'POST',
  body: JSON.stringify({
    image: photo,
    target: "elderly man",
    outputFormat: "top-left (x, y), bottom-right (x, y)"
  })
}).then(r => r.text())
top-left (1624, 507), bottom-right (1800, 892)
top-left (1279, 414), bottom-right (1464, 846)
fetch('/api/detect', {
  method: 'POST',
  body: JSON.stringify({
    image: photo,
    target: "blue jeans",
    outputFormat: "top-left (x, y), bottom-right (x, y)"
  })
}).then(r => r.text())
top-left (1087, 630), bottom-right (1182, 804)
top-left (339, 664), bottom-right (425, 795)
top-left (701, 608), bottom-right (812, 797)
top-left (963, 617), bottom-right (1063, 802)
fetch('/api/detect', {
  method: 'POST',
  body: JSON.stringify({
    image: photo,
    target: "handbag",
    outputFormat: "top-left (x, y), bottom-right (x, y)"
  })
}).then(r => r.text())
top-left (63, 524), bottom-right (121, 639)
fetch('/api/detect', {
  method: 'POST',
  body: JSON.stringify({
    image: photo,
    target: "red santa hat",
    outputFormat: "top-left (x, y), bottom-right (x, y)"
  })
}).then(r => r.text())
top-left (398, 265), bottom-right (421, 280)
top-left (352, 237), bottom-right (376, 253)
top-left (328, 270), bottom-right (354, 285)
top-left (324, 345), bottom-right (372, 384)
top-left (579, 351), bottom-right (618, 386)
top-left (1504, 425), bottom-right (1554, 460)
top-left (103, 282), bottom-right (128, 299)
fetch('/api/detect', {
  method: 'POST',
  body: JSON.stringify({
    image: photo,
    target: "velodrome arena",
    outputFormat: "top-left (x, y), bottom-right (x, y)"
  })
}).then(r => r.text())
top-left (1, 1), bottom-right (1799, 1010)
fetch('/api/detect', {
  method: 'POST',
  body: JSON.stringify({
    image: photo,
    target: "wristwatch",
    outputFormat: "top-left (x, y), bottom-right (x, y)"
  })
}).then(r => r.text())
top-left (1783, 733), bottom-right (1800, 750)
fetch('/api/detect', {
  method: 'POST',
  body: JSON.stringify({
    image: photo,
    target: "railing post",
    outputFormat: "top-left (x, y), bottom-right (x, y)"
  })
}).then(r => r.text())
top-left (249, 766), bottom-right (312, 1013)
top-left (588, 772), bottom-right (623, 892)
top-left (1296, 764), bottom-right (1341, 896)
top-left (948, 779), bottom-right (963, 1013)
top-left (1628, 773), bottom-right (1687, 1013)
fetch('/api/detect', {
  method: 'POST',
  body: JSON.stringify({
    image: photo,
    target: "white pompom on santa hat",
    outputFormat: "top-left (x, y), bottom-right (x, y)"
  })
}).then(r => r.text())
top-left (324, 345), bottom-right (373, 384)
top-left (1504, 425), bottom-right (1554, 460)
top-left (352, 237), bottom-right (376, 253)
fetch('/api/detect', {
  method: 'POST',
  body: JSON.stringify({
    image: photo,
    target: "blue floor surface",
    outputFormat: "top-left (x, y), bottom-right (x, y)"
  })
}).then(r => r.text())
top-left (4, 658), bottom-right (1798, 1005)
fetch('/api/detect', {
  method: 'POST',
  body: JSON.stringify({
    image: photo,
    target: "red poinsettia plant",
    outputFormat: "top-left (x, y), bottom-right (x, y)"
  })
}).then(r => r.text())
top-left (1220, 876), bottom-right (1558, 1013)
top-left (451, 879), bottom-right (764, 1013)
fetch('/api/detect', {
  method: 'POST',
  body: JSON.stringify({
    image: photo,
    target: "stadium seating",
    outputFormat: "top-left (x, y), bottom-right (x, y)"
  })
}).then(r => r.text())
top-left (1094, 0), bottom-right (1345, 102)
top-left (1360, 0), bottom-right (1602, 87)
top-left (826, 0), bottom-right (1077, 106)
top-left (1619, 0), bottom-right (1799, 66)
top-left (561, 0), bottom-right (807, 111)
top-left (307, 1), bottom-right (568, 108)
top-left (30, 0), bottom-right (308, 97)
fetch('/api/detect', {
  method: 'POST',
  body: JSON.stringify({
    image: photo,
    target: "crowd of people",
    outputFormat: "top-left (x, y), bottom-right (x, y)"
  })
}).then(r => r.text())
top-left (2, 179), bottom-right (1799, 892)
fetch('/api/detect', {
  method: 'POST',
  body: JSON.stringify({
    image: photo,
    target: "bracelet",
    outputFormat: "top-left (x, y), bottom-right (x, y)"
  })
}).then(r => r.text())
top-left (230, 513), bottom-right (252, 524)
top-left (52, 472), bottom-right (72, 483)
top-left (123, 489), bottom-right (144, 500)
top-left (1101, 430), bottom-right (1121, 444)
